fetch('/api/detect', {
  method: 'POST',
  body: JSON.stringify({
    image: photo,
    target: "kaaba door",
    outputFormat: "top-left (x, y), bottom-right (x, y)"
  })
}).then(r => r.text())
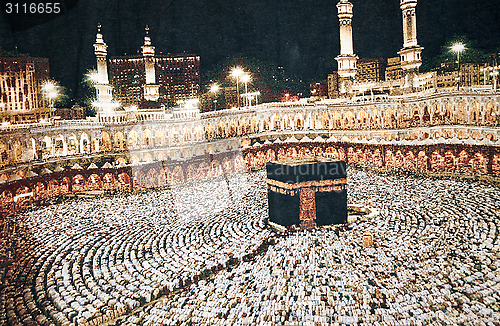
top-left (299, 188), bottom-right (317, 229)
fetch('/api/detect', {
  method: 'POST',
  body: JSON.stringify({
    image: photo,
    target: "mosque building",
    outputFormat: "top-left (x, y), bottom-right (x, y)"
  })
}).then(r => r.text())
top-left (1, 2), bottom-right (500, 325)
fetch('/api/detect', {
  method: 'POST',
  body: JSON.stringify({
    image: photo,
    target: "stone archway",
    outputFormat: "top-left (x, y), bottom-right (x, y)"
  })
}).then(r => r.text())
top-left (128, 130), bottom-right (139, 149)
top-left (485, 102), bottom-right (497, 126)
top-left (114, 132), bottom-right (126, 150)
top-left (455, 101), bottom-right (467, 124)
top-left (470, 102), bottom-right (481, 125)
top-left (294, 113), bottom-right (304, 130)
top-left (67, 134), bottom-right (78, 155)
top-left (100, 131), bottom-right (112, 152)
top-left (80, 133), bottom-right (90, 154)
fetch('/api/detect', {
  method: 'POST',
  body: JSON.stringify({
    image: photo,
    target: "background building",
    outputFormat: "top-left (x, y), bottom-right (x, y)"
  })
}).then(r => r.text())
top-left (108, 54), bottom-right (200, 109)
top-left (460, 63), bottom-right (487, 87)
top-left (435, 63), bottom-right (487, 89)
top-left (385, 56), bottom-right (403, 81)
top-left (0, 56), bottom-right (51, 124)
top-left (54, 105), bottom-right (85, 120)
top-left (356, 58), bottom-right (386, 82)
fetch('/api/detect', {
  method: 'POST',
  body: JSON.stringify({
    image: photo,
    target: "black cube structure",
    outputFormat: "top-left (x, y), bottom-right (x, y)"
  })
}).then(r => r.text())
top-left (266, 159), bottom-right (347, 229)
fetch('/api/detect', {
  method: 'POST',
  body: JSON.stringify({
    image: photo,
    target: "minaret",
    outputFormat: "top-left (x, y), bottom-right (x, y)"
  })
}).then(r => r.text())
top-left (142, 25), bottom-right (159, 102)
top-left (94, 24), bottom-right (109, 84)
top-left (93, 24), bottom-right (114, 115)
top-left (398, 0), bottom-right (423, 72)
top-left (335, 0), bottom-right (358, 79)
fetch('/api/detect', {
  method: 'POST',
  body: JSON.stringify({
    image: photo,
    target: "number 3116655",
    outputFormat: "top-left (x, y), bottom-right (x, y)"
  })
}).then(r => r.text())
top-left (5, 3), bottom-right (61, 14)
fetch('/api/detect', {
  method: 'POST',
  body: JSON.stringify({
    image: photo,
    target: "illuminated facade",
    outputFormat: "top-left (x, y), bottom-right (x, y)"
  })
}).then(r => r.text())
top-left (0, 91), bottom-right (498, 168)
top-left (0, 56), bottom-right (51, 124)
top-left (460, 63), bottom-right (487, 87)
top-left (53, 105), bottom-right (85, 120)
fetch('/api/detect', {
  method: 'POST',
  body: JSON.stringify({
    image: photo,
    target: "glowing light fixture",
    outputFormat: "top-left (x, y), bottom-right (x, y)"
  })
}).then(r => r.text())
top-left (451, 42), bottom-right (466, 55)
top-left (240, 74), bottom-right (251, 84)
top-left (42, 81), bottom-right (59, 108)
top-left (210, 83), bottom-right (220, 93)
top-left (210, 83), bottom-right (219, 111)
top-left (230, 67), bottom-right (244, 79)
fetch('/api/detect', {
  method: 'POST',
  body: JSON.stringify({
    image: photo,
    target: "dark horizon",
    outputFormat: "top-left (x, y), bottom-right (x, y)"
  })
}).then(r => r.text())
top-left (1, 0), bottom-right (499, 101)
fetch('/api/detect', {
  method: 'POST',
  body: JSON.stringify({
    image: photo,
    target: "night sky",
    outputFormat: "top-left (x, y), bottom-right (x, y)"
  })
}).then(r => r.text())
top-left (1, 0), bottom-right (499, 100)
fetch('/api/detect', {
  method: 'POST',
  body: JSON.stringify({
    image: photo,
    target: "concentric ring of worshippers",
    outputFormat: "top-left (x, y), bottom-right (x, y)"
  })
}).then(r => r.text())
top-left (1, 168), bottom-right (500, 326)
top-left (0, 172), bottom-right (270, 326)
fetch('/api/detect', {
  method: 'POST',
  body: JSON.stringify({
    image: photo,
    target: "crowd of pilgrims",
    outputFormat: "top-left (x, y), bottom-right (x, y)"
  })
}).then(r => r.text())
top-left (0, 172), bottom-right (270, 326)
top-left (1, 167), bottom-right (500, 325)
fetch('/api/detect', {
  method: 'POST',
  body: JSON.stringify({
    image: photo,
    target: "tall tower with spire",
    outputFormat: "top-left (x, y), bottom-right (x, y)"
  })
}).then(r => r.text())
top-left (142, 26), bottom-right (160, 102)
top-left (398, 0), bottom-right (423, 72)
top-left (335, 0), bottom-right (358, 80)
top-left (93, 24), bottom-right (115, 115)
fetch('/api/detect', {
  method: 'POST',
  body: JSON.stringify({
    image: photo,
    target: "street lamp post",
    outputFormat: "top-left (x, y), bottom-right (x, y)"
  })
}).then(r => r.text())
top-left (210, 83), bottom-right (219, 111)
top-left (245, 91), bottom-right (260, 107)
top-left (451, 42), bottom-right (466, 91)
top-left (241, 74), bottom-right (251, 107)
top-left (230, 67), bottom-right (244, 108)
